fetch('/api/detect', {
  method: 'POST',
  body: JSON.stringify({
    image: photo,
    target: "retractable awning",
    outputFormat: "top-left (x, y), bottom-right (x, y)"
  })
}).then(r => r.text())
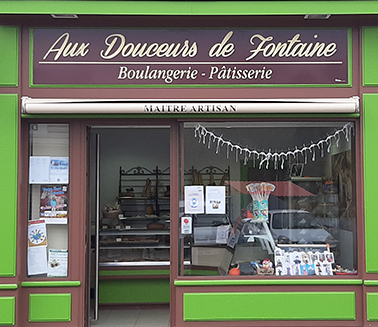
top-left (21, 96), bottom-right (360, 114)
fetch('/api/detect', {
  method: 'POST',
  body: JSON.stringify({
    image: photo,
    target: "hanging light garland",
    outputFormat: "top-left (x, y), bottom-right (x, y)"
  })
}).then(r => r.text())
top-left (194, 122), bottom-right (354, 169)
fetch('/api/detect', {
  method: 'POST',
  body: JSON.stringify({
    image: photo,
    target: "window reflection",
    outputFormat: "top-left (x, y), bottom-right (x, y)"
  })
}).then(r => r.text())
top-left (180, 121), bottom-right (357, 277)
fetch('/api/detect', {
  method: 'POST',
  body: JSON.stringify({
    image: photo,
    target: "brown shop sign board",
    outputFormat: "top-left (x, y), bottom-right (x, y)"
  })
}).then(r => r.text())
top-left (32, 28), bottom-right (349, 86)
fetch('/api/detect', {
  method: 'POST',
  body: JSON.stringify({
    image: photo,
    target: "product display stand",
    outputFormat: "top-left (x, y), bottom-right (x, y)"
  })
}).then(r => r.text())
top-left (242, 221), bottom-right (276, 254)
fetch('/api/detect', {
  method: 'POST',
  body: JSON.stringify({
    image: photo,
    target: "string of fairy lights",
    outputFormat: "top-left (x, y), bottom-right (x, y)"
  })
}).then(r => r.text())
top-left (194, 122), bottom-right (354, 169)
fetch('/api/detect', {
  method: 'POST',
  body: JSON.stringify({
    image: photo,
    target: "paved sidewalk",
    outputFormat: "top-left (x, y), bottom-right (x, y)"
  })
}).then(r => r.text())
top-left (92, 305), bottom-right (170, 327)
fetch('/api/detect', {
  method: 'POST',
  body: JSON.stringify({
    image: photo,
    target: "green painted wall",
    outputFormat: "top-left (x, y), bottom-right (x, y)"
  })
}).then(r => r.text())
top-left (0, 94), bottom-right (18, 277)
top-left (367, 293), bottom-right (378, 321)
top-left (183, 292), bottom-right (356, 321)
top-left (0, 26), bottom-right (18, 86)
top-left (363, 27), bottom-right (378, 86)
top-left (29, 293), bottom-right (71, 322)
top-left (364, 94), bottom-right (378, 273)
top-left (99, 279), bottom-right (169, 303)
top-left (21, 281), bottom-right (81, 288)
top-left (1, 1), bottom-right (378, 15)
top-left (0, 297), bottom-right (15, 326)
top-left (175, 279), bottom-right (363, 286)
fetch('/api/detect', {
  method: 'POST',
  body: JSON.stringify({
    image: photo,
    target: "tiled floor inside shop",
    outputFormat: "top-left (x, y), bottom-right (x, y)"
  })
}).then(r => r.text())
top-left (92, 305), bottom-right (170, 327)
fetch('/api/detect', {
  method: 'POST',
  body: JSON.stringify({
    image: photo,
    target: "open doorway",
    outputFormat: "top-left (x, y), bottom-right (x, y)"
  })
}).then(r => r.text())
top-left (87, 125), bottom-right (171, 327)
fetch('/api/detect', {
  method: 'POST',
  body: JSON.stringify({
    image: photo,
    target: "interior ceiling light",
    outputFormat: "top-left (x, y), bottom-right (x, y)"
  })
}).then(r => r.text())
top-left (51, 14), bottom-right (78, 19)
top-left (304, 14), bottom-right (331, 20)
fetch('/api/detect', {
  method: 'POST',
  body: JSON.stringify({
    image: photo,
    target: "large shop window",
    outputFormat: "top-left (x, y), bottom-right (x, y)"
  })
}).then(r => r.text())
top-left (27, 124), bottom-right (69, 278)
top-left (179, 121), bottom-right (357, 277)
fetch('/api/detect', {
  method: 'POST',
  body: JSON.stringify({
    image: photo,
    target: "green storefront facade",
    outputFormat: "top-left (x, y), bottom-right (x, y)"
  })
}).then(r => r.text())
top-left (2, 1), bottom-right (378, 326)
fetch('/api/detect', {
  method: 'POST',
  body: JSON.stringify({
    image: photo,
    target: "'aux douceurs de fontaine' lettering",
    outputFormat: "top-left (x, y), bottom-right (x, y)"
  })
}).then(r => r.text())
top-left (41, 30), bottom-right (339, 84)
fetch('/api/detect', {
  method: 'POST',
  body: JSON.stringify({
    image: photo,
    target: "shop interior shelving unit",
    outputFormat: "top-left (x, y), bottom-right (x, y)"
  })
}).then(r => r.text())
top-left (99, 165), bottom-right (231, 268)
top-left (99, 166), bottom-right (171, 267)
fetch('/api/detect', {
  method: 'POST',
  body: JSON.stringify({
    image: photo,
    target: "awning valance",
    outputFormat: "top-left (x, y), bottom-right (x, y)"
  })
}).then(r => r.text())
top-left (21, 96), bottom-right (360, 114)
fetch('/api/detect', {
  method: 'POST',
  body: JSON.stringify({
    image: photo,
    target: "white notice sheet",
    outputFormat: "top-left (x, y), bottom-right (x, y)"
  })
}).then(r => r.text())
top-left (206, 186), bottom-right (226, 214)
top-left (47, 249), bottom-right (68, 277)
top-left (27, 220), bottom-right (48, 276)
top-left (29, 156), bottom-right (50, 183)
top-left (28, 246), bottom-right (48, 275)
top-left (184, 186), bottom-right (204, 214)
